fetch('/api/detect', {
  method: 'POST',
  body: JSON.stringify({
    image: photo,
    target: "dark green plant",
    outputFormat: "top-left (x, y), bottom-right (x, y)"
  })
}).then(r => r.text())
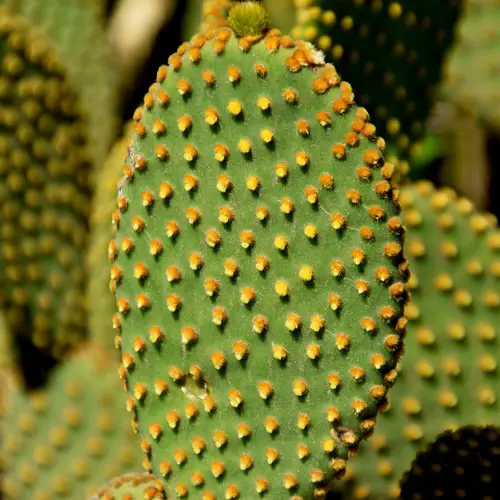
top-left (400, 425), bottom-right (500, 499)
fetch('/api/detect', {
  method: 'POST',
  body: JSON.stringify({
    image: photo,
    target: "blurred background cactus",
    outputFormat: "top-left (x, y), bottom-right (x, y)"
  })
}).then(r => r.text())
top-left (0, 1), bottom-right (499, 499)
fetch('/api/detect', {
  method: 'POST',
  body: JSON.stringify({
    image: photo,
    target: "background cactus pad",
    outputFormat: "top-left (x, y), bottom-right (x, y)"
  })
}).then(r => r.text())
top-left (292, 0), bottom-right (462, 161)
top-left (0, 6), bottom-right (91, 359)
top-left (329, 181), bottom-right (500, 498)
top-left (400, 425), bottom-right (500, 499)
top-left (0, 349), bottom-right (141, 499)
top-left (91, 472), bottom-right (166, 499)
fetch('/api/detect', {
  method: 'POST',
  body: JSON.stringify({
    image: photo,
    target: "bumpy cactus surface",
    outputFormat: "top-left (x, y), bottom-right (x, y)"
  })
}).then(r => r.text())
top-left (444, 0), bottom-right (500, 131)
top-left (6, 0), bottom-right (118, 169)
top-left (112, 7), bottom-right (408, 498)
top-left (0, 6), bottom-right (91, 357)
top-left (400, 425), bottom-right (500, 499)
top-left (91, 472), bottom-right (166, 500)
top-left (88, 127), bottom-right (133, 356)
top-left (329, 181), bottom-right (500, 498)
top-left (0, 348), bottom-right (141, 499)
top-left (292, 0), bottom-right (462, 163)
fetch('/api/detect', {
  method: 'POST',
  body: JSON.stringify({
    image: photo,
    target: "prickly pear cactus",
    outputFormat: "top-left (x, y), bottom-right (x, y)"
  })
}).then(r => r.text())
top-left (0, 348), bottom-right (142, 499)
top-left (88, 128), bottom-right (133, 355)
top-left (91, 472), bottom-right (166, 500)
top-left (292, 0), bottom-right (462, 163)
top-left (112, 6), bottom-right (408, 498)
top-left (444, 0), bottom-right (500, 131)
top-left (6, 0), bottom-right (118, 169)
top-left (0, 7), bottom-right (91, 356)
top-left (330, 181), bottom-right (500, 499)
top-left (400, 425), bottom-right (500, 499)
top-left (201, 0), bottom-right (232, 33)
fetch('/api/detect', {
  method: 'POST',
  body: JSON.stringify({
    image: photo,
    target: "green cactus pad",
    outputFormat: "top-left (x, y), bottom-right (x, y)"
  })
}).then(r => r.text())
top-left (113, 23), bottom-right (408, 499)
top-left (329, 181), bottom-right (500, 499)
top-left (88, 128), bottom-right (133, 356)
top-left (400, 425), bottom-right (500, 499)
top-left (443, 0), bottom-right (500, 131)
top-left (0, 7), bottom-right (91, 357)
top-left (6, 0), bottom-right (118, 169)
top-left (292, 0), bottom-right (462, 163)
top-left (0, 348), bottom-right (142, 499)
top-left (91, 472), bottom-right (167, 499)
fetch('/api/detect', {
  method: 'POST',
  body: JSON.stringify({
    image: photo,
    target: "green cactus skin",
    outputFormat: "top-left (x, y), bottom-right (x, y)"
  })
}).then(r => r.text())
top-left (0, 348), bottom-right (142, 500)
top-left (443, 0), bottom-right (500, 132)
top-left (328, 181), bottom-right (500, 499)
top-left (90, 472), bottom-right (167, 500)
top-left (0, 7), bottom-right (91, 358)
top-left (292, 0), bottom-right (462, 165)
top-left (400, 425), bottom-right (500, 499)
top-left (112, 17), bottom-right (409, 499)
top-left (5, 0), bottom-right (118, 170)
top-left (88, 128), bottom-right (133, 356)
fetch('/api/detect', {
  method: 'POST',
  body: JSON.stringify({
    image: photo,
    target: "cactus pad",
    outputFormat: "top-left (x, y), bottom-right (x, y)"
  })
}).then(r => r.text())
top-left (91, 472), bottom-right (167, 499)
top-left (330, 181), bottom-right (500, 499)
top-left (7, 0), bottom-right (118, 169)
top-left (0, 349), bottom-right (141, 499)
top-left (444, 0), bottom-right (500, 131)
top-left (292, 0), bottom-right (462, 161)
top-left (113, 19), bottom-right (408, 499)
top-left (0, 7), bottom-right (91, 356)
top-left (400, 425), bottom-right (500, 499)
top-left (88, 129), bottom-right (133, 355)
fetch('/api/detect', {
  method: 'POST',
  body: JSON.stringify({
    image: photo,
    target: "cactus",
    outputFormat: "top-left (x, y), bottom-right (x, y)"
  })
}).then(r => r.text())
top-left (0, 6), bottom-right (91, 358)
top-left (112, 5), bottom-right (408, 498)
top-left (0, 348), bottom-right (142, 499)
top-left (88, 127), bottom-right (133, 356)
top-left (443, 0), bottom-right (500, 132)
top-left (292, 0), bottom-right (462, 165)
top-left (400, 425), bottom-right (500, 499)
top-left (201, 0), bottom-right (232, 33)
top-left (91, 472), bottom-right (166, 499)
top-left (328, 181), bottom-right (500, 499)
top-left (6, 0), bottom-right (118, 170)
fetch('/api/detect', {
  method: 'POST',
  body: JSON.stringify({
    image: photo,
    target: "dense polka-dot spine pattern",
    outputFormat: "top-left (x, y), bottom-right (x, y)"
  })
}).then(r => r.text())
top-left (0, 351), bottom-right (142, 499)
top-left (400, 425), bottom-right (500, 500)
top-left (6, 0), bottom-right (118, 170)
top-left (0, 7), bottom-right (91, 356)
top-left (113, 26), bottom-right (408, 499)
top-left (88, 130), bottom-right (133, 355)
top-left (444, 0), bottom-right (500, 131)
top-left (92, 472), bottom-right (167, 500)
top-left (329, 181), bottom-right (500, 499)
top-left (292, 0), bottom-right (461, 162)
